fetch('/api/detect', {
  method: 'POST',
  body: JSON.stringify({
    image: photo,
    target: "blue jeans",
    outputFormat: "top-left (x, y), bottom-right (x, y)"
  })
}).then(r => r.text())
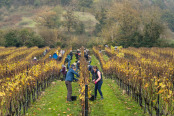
top-left (95, 81), bottom-right (103, 98)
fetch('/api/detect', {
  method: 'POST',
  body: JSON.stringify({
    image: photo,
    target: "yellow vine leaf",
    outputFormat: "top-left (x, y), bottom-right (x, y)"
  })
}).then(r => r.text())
top-left (157, 89), bottom-right (164, 94)
top-left (0, 92), bottom-right (5, 97)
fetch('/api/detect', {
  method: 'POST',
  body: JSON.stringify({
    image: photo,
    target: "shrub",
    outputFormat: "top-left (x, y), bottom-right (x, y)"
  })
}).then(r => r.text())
top-left (4, 29), bottom-right (45, 47)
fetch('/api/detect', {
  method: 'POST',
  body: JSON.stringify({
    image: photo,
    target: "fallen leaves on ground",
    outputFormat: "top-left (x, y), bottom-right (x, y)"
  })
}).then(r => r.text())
top-left (67, 108), bottom-right (70, 111)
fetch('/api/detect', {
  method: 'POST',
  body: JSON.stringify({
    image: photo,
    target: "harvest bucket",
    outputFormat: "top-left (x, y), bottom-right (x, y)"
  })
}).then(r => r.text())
top-left (71, 96), bottom-right (77, 101)
top-left (89, 95), bottom-right (95, 101)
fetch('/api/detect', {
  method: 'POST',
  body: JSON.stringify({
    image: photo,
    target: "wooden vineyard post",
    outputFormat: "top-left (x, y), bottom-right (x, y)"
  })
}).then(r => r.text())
top-left (37, 80), bottom-right (39, 99)
top-left (128, 62), bottom-right (130, 96)
top-left (139, 64), bottom-right (142, 107)
top-left (156, 72), bottom-right (160, 116)
top-left (85, 85), bottom-right (88, 116)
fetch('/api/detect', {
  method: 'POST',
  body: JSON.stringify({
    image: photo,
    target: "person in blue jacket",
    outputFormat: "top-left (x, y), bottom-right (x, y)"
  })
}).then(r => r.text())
top-left (65, 64), bottom-right (79, 101)
top-left (53, 52), bottom-right (58, 60)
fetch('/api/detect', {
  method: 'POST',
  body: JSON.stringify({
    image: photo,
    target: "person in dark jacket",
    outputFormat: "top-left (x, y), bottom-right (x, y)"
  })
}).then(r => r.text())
top-left (84, 53), bottom-right (88, 60)
top-left (92, 66), bottom-right (103, 100)
top-left (75, 52), bottom-right (78, 60)
top-left (69, 50), bottom-right (73, 60)
top-left (65, 65), bottom-right (79, 101)
top-left (32, 57), bottom-right (37, 64)
top-left (88, 65), bottom-right (93, 73)
top-left (60, 65), bottom-right (67, 80)
top-left (75, 49), bottom-right (81, 60)
top-left (76, 60), bottom-right (80, 70)
top-left (58, 54), bottom-right (62, 61)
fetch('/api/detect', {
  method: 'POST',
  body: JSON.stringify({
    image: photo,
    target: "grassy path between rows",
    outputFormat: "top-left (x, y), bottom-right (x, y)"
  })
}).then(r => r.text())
top-left (102, 51), bottom-right (110, 62)
top-left (89, 55), bottom-right (147, 116)
top-left (26, 81), bottom-right (81, 116)
top-left (26, 56), bottom-right (81, 116)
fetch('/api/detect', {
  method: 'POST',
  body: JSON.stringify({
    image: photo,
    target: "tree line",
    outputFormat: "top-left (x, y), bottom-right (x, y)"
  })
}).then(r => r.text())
top-left (94, 0), bottom-right (174, 48)
top-left (0, 29), bottom-right (45, 47)
top-left (0, 0), bottom-right (93, 8)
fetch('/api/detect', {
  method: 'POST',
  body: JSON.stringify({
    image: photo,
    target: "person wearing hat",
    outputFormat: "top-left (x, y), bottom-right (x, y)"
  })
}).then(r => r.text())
top-left (60, 65), bottom-right (67, 80)
top-left (65, 64), bottom-right (79, 101)
top-left (32, 57), bottom-right (37, 64)
top-left (49, 55), bottom-right (52, 58)
top-left (76, 60), bottom-right (80, 70)
top-left (58, 53), bottom-right (62, 61)
top-left (114, 46), bottom-right (118, 51)
top-left (33, 57), bottom-right (37, 60)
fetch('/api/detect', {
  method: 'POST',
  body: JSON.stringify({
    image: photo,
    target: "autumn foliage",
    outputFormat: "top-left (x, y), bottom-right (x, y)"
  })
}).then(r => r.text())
top-left (93, 46), bottom-right (174, 115)
top-left (0, 47), bottom-right (71, 115)
top-left (78, 47), bottom-right (91, 115)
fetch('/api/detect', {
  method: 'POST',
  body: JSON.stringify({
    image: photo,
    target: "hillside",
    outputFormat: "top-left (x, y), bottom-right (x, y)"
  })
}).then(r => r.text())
top-left (0, 6), bottom-right (40, 29)
top-left (0, 0), bottom-right (173, 29)
top-left (0, 0), bottom-right (174, 48)
top-left (0, 6), bottom-right (98, 32)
